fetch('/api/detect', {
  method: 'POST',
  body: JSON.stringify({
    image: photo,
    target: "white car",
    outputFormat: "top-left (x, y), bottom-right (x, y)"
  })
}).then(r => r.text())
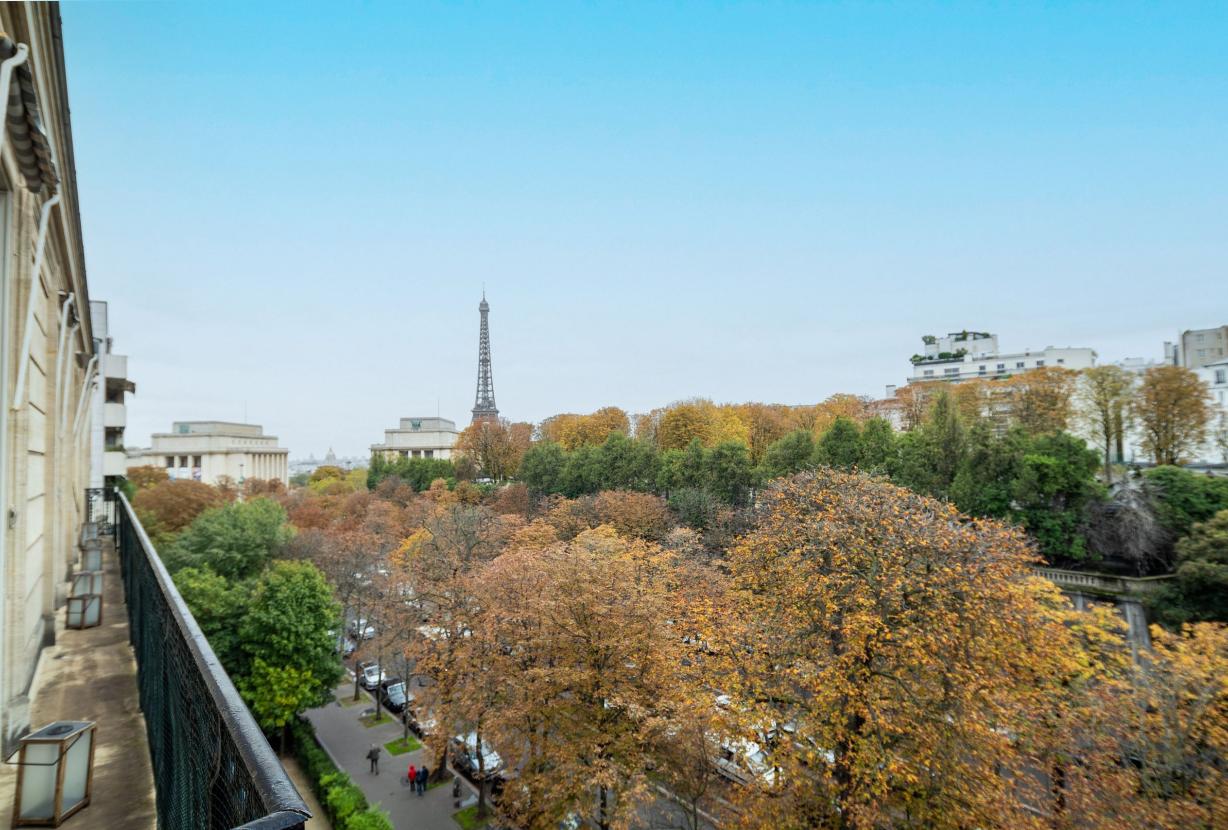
top-left (715, 738), bottom-right (778, 787)
top-left (359, 662), bottom-right (385, 690)
top-left (451, 732), bottom-right (503, 777)
top-left (348, 618), bottom-right (376, 640)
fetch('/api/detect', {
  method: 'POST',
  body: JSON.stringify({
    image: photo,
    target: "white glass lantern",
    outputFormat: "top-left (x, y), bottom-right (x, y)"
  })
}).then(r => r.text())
top-left (64, 595), bottom-right (102, 629)
top-left (70, 571), bottom-right (103, 597)
top-left (80, 540), bottom-right (102, 572)
top-left (13, 721), bottom-right (95, 827)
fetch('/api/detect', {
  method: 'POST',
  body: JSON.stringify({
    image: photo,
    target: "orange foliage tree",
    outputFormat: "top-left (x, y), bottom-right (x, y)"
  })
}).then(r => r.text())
top-left (465, 527), bottom-right (687, 830)
top-left (1132, 365), bottom-right (1213, 465)
top-left (1007, 366), bottom-right (1077, 435)
top-left (710, 469), bottom-right (1080, 830)
top-left (457, 418), bottom-right (533, 480)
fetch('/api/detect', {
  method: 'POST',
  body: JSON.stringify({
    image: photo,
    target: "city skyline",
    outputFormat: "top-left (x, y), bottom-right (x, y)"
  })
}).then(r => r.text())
top-left (63, 2), bottom-right (1228, 457)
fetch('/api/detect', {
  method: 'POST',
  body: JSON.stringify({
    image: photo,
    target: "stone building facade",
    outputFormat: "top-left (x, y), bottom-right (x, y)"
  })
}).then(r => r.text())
top-left (126, 421), bottom-right (290, 486)
top-left (0, 4), bottom-right (98, 753)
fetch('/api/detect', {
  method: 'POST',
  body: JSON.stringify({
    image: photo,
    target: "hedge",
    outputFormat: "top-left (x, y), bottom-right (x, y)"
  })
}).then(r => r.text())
top-left (289, 717), bottom-right (393, 830)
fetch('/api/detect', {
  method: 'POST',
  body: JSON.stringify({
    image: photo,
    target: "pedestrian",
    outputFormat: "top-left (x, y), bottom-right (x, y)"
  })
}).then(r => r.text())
top-left (407, 763), bottom-right (416, 789)
top-left (366, 744), bottom-right (380, 775)
top-left (417, 765), bottom-right (429, 796)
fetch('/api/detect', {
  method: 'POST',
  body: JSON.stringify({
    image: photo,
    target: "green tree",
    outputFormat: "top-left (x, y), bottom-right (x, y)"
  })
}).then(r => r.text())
top-left (813, 417), bottom-right (862, 469)
top-left (239, 659), bottom-right (320, 755)
top-left (657, 439), bottom-right (708, 495)
top-left (560, 444), bottom-right (603, 497)
top-left (174, 566), bottom-right (252, 672)
top-left (519, 441), bottom-right (567, 495)
top-left (949, 424), bottom-right (1027, 518)
top-left (703, 441), bottom-right (754, 505)
top-left (238, 560), bottom-right (342, 706)
top-left (165, 498), bottom-right (292, 580)
top-left (1150, 509), bottom-right (1228, 626)
top-left (857, 417), bottom-right (897, 474)
top-left (1011, 431), bottom-right (1104, 562)
top-left (597, 432), bottom-right (661, 491)
top-left (894, 392), bottom-right (966, 499)
top-left (1143, 466), bottom-right (1228, 537)
top-left (669, 487), bottom-right (721, 531)
top-left (759, 429), bottom-right (815, 481)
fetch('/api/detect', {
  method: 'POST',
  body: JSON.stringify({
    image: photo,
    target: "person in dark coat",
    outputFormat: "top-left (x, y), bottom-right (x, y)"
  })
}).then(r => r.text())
top-left (367, 744), bottom-right (380, 774)
top-left (417, 765), bottom-right (429, 796)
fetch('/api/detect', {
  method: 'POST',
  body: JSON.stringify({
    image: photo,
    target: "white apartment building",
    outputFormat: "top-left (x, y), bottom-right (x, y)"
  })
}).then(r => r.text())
top-left (908, 331), bottom-right (1096, 384)
top-left (127, 421), bottom-right (290, 485)
top-left (87, 301), bottom-right (134, 488)
top-left (1201, 360), bottom-right (1228, 410)
top-left (1179, 325), bottom-right (1228, 371)
top-left (371, 416), bottom-right (458, 461)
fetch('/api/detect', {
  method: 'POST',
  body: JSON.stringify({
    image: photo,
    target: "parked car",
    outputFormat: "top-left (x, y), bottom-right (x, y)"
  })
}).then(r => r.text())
top-left (358, 661), bottom-right (385, 690)
top-left (406, 707), bottom-right (437, 738)
top-left (450, 732), bottom-right (503, 778)
top-left (379, 678), bottom-right (412, 715)
top-left (348, 618), bottom-right (376, 640)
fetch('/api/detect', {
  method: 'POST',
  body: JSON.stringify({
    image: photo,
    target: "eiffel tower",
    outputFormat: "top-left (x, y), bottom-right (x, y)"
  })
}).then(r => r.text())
top-left (471, 291), bottom-right (499, 424)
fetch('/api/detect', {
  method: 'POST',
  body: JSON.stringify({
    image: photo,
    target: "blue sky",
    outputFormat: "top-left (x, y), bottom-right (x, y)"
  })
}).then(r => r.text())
top-left (64, 2), bottom-right (1227, 457)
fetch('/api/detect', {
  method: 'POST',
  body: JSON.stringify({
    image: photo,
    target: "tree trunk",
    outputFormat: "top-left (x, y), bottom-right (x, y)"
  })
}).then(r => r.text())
top-left (1104, 436), bottom-right (1112, 484)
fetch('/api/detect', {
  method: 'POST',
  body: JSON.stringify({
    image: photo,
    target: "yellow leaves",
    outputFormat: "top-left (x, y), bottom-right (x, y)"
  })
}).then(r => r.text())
top-left (539, 407), bottom-right (630, 450)
top-left (393, 527), bottom-right (432, 568)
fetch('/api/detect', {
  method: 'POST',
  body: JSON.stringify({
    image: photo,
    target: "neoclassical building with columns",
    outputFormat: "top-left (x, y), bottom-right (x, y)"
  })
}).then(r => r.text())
top-left (127, 421), bottom-right (290, 485)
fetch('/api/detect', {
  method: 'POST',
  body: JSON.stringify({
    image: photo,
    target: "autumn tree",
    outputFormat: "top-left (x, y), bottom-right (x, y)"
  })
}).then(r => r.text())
top-left (1076, 365), bottom-right (1136, 482)
top-left (396, 503), bottom-right (505, 778)
top-left (593, 490), bottom-right (674, 541)
top-left (457, 418), bottom-right (533, 480)
top-left (892, 383), bottom-right (936, 431)
top-left (126, 464), bottom-right (169, 491)
top-left (132, 479), bottom-right (227, 550)
top-left (1133, 365), bottom-right (1213, 465)
top-left (467, 528), bottom-right (687, 830)
top-left (540, 407), bottom-right (631, 449)
top-left (712, 469), bottom-right (1076, 830)
top-left (1009, 366), bottom-right (1076, 435)
top-left (734, 403), bottom-right (792, 464)
top-left (1053, 622), bottom-right (1228, 828)
top-left (657, 400), bottom-right (717, 450)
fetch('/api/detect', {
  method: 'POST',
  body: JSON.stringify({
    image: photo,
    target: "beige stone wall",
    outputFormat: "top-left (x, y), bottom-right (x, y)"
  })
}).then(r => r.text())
top-left (0, 3), bottom-right (96, 754)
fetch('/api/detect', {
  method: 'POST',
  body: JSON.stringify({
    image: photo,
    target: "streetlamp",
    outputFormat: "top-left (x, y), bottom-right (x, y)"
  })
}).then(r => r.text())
top-left (12, 721), bottom-right (96, 826)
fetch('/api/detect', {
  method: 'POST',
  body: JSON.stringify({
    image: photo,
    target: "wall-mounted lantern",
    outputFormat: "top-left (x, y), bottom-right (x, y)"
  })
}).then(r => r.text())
top-left (12, 721), bottom-right (96, 826)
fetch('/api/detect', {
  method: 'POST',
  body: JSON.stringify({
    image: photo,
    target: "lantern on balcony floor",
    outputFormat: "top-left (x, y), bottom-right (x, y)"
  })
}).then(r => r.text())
top-left (79, 538), bottom-right (102, 573)
top-left (12, 721), bottom-right (96, 827)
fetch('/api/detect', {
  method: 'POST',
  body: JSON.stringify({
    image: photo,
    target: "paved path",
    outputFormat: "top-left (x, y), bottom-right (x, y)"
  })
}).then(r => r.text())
top-left (305, 682), bottom-right (478, 830)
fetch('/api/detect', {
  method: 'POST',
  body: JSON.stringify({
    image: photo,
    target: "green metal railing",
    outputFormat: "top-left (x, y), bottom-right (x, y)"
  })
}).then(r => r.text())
top-left (114, 491), bottom-right (310, 830)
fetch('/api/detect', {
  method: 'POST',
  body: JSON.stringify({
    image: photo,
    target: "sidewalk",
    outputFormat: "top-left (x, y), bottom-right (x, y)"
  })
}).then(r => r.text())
top-left (305, 682), bottom-right (478, 830)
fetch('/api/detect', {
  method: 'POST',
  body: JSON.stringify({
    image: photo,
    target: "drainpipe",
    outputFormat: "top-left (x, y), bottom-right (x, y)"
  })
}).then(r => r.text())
top-left (0, 43), bottom-right (29, 161)
top-left (11, 193), bottom-right (63, 411)
top-left (70, 356), bottom-right (97, 440)
top-left (53, 294), bottom-right (75, 429)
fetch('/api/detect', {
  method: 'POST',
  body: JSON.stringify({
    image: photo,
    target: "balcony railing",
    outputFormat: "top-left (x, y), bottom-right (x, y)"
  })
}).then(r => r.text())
top-left (114, 491), bottom-right (311, 830)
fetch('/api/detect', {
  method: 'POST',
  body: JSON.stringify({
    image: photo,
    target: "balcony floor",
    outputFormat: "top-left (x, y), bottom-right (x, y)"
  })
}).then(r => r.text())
top-left (0, 538), bottom-right (156, 828)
